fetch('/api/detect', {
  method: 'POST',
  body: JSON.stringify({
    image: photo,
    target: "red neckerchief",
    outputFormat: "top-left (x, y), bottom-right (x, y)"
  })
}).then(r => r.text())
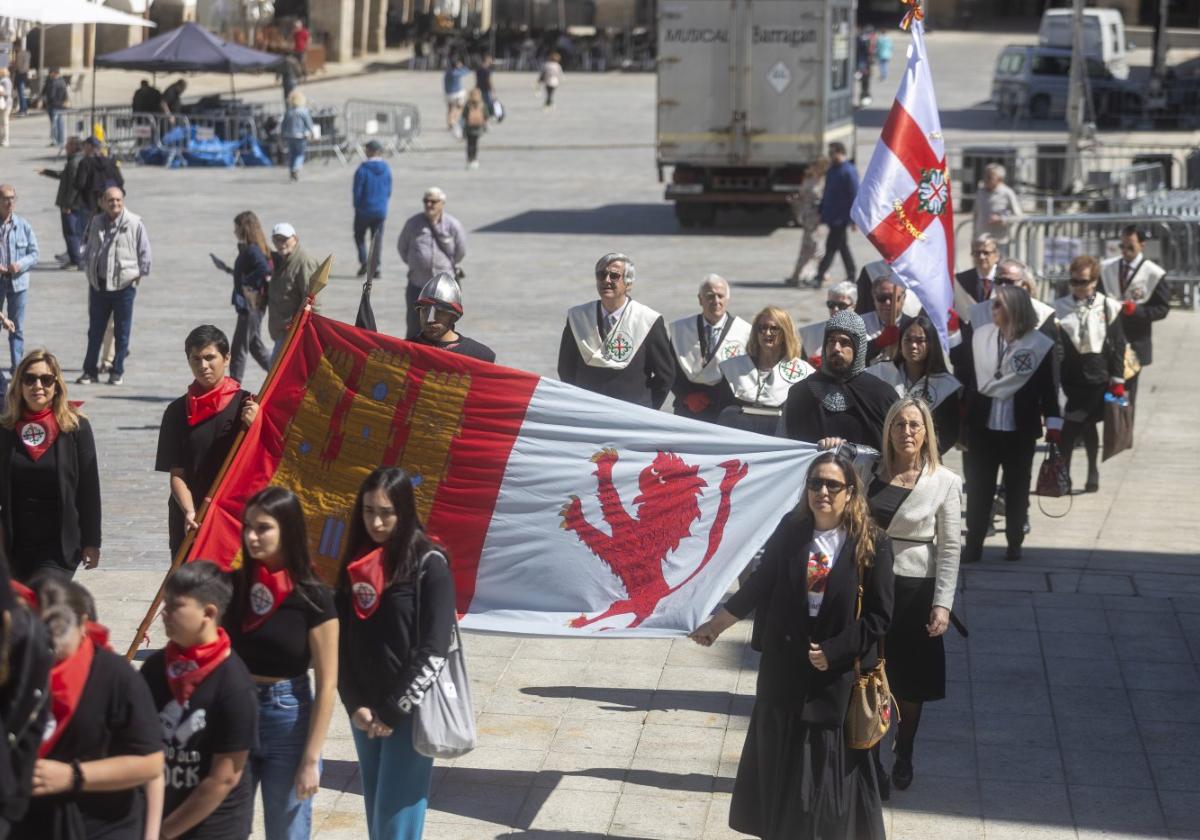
top-left (346, 548), bottom-right (386, 620)
top-left (242, 561), bottom-right (294, 633)
top-left (85, 620), bottom-right (112, 652)
top-left (164, 628), bottom-right (232, 706)
top-left (16, 407), bottom-right (59, 462)
top-left (186, 378), bottom-right (242, 427)
top-left (40, 635), bottom-right (95, 757)
top-left (10, 580), bottom-right (37, 609)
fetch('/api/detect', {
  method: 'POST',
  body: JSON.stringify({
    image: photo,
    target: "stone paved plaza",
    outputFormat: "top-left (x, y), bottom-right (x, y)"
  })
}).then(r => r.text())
top-left (3, 31), bottom-right (1198, 839)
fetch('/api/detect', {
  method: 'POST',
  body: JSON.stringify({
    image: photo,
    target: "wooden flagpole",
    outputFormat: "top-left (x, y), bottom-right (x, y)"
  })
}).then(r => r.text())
top-left (125, 256), bottom-right (334, 660)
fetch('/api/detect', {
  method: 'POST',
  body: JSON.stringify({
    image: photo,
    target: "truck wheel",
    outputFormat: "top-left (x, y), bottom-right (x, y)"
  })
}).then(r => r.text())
top-left (675, 202), bottom-right (715, 228)
top-left (1029, 95), bottom-right (1050, 120)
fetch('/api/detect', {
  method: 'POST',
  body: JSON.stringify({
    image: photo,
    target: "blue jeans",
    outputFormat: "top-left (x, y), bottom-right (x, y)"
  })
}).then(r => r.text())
top-left (48, 108), bottom-right (64, 145)
top-left (0, 279), bottom-right (26, 373)
top-left (353, 214), bottom-right (385, 268)
top-left (82, 285), bottom-right (136, 377)
top-left (252, 677), bottom-right (316, 840)
top-left (351, 714), bottom-right (432, 840)
top-left (286, 137), bottom-right (307, 173)
top-left (61, 208), bottom-right (86, 266)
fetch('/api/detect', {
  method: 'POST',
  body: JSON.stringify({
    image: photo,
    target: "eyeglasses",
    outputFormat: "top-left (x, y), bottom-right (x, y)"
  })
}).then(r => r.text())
top-left (603, 270), bottom-right (624, 281)
top-left (0, 195), bottom-right (15, 202)
top-left (971, 249), bottom-right (996, 257)
top-left (874, 294), bottom-right (895, 304)
top-left (22, 373), bottom-right (56, 388)
top-left (423, 198), bottom-right (443, 206)
top-left (826, 300), bottom-right (851, 311)
top-left (1068, 277), bottom-right (1093, 286)
top-left (756, 323), bottom-right (781, 334)
top-left (806, 478), bottom-right (847, 494)
top-left (892, 420), bottom-right (924, 432)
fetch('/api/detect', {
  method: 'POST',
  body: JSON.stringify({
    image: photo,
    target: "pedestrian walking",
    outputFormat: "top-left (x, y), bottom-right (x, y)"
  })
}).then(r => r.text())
top-left (228, 211), bottom-right (272, 382)
top-left (443, 57), bottom-right (471, 134)
top-left (537, 52), bottom-right (563, 109)
top-left (337, 468), bottom-right (458, 840)
top-left (476, 53), bottom-right (497, 116)
top-left (17, 579), bottom-right (163, 840)
top-left (411, 273), bottom-right (496, 362)
top-left (971, 164), bottom-right (1023, 243)
top-left (292, 20), bottom-right (311, 72)
top-left (140, 562), bottom-right (259, 840)
top-left (668, 274), bottom-right (751, 423)
top-left (352, 140), bottom-right (392, 278)
top-left (226, 487), bottom-right (338, 840)
top-left (814, 142), bottom-right (859, 287)
top-left (0, 68), bottom-right (12, 147)
top-left (786, 156), bottom-right (828, 286)
top-left (155, 325), bottom-right (258, 555)
top-left (0, 350), bottom-right (101, 583)
top-left (557, 252), bottom-right (676, 409)
top-left (77, 186), bottom-right (150, 386)
top-left (865, 314), bottom-right (963, 454)
top-left (39, 67), bottom-right (70, 147)
top-left (268, 223), bottom-right (321, 357)
top-left (951, 285), bottom-right (1061, 564)
top-left (1099, 225), bottom-right (1169, 416)
top-left (875, 31), bottom-right (893, 81)
top-left (0, 183), bottom-right (39, 372)
top-left (278, 54), bottom-right (303, 108)
top-left (281, 91), bottom-right (315, 181)
top-left (690, 451), bottom-right (893, 840)
top-left (856, 27), bottom-right (876, 105)
top-left (714, 306), bottom-right (814, 436)
top-left (37, 137), bottom-right (88, 270)
top-left (397, 188), bottom-right (466, 339)
top-left (461, 88), bottom-right (487, 168)
top-left (1054, 255), bottom-right (1126, 492)
top-left (822, 397), bottom-right (962, 797)
top-left (13, 45), bottom-right (30, 115)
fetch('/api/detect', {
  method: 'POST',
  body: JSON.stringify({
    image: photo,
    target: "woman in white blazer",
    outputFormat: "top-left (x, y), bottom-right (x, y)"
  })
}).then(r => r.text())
top-left (820, 395), bottom-right (963, 796)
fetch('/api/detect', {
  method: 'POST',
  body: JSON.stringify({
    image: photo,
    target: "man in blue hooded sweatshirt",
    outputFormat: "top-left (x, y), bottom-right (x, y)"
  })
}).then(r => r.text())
top-left (351, 140), bottom-right (393, 278)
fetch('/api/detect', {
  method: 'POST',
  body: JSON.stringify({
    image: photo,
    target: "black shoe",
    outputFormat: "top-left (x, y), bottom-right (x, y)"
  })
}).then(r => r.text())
top-left (356, 264), bottom-right (368, 277)
top-left (1085, 468), bottom-right (1099, 493)
top-left (371, 269), bottom-right (382, 279)
top-left (892, 757), bottom-right (913, 791)
top-left (1005, 546), bottom-right (1022, 562)
top-left (877, 768), bottom-right (891, 801)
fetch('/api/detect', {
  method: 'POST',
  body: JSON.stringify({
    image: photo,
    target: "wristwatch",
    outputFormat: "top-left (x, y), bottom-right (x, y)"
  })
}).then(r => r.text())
top-left (70, 759), bottom-right (85, 793)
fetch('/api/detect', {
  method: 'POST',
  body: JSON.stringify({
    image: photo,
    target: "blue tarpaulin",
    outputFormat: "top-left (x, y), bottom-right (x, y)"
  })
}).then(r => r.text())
top-left (138, 125), bottom-right (273, 167)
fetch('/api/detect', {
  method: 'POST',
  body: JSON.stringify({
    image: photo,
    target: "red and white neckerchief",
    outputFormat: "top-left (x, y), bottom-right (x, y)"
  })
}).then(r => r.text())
top-left (346, 548), bottom-right (386, 620)
top-left (40, 635), bottom-right (96, 757)
top-left (17, 407), bottom-right (59, 461)
top-left (164, 628), bottom-right (232, 706)
top-left (186, 377), bottom-right (242, 426)
top-left (242, 561), bottom-right (294, 633)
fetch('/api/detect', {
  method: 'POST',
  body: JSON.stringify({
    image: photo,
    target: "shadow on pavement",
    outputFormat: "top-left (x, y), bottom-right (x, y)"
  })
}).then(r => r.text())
top-left (520, 685), bottom-right (744, 717)
top-left (476, 204), bottom-right (781, 238)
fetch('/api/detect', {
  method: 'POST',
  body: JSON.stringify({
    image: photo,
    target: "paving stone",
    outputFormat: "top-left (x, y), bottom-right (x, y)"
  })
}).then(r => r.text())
top-left (610, 791), bottom-right (712, 839)
top-left (1061, 749), bottom-right (1155, 789)
top-left (516, 789), bottom-right (619, 834)
top-left (977, 744), bottom-right (1064, 783)
top-left (1070, 784), bottom-right (1167, 835)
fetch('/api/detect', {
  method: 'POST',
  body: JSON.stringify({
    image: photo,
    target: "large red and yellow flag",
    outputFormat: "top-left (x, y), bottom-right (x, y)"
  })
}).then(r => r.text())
top-left (188, 309), bottom-right (819, 636)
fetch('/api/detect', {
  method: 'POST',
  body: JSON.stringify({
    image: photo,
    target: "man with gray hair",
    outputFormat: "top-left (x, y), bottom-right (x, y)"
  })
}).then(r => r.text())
top-left (558, 252), bottom-right (675, 409)
top-left (397, 186), bottom-right (466, 339)
top-left (798, 281), bottom-right (857, 365)
top-left (668, 273), bottom-right (751, 422)
top-left (954, 232), bottom-right (1000, 311)
top-left (972, 163), bottom-right (1022, 242)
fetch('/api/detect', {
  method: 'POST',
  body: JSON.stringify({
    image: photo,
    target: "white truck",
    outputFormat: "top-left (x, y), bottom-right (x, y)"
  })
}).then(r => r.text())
top-left (656, 0), bottom-right (857, 227)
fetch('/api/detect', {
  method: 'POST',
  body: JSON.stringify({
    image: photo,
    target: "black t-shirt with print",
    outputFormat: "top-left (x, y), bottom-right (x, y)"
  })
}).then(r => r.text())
top-left (18, 648), bottom-right (162, 840)
top-left (140, 650), bottom-right (258, 840)
top-left (224, 583), bottom-right (336, 678)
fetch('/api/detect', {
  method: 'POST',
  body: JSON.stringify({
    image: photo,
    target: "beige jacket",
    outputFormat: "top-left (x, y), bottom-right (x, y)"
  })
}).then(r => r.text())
top-left (268, 245), bottom-right (321, 341)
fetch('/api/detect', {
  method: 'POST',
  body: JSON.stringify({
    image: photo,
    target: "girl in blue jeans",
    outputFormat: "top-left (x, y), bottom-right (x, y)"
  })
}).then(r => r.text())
top-left (225, 486), bottom-right (339, 840)
top-left (337, 468), bottom-right (457, 839)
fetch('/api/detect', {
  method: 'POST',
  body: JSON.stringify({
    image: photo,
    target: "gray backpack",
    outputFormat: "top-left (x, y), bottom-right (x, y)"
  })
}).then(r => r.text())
top-left (412, 551), bottom-right (477, 759)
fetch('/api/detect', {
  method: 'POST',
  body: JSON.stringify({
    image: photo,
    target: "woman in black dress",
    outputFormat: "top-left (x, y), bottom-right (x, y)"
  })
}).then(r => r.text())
top-left (1053, 255), bottom-right (1126, 492)
top-left (0, 350), bottom-right (101, 582)
top-left (951, 285), bottom-right (1061, 563)
top-left (691, 452), bottom-right (894, 839)
top-left (865, 314), bottom-right (962, 454)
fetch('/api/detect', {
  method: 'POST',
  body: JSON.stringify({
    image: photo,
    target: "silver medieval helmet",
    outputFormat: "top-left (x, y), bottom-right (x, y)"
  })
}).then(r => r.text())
top-left (416, 272), bottom-right (464, 323)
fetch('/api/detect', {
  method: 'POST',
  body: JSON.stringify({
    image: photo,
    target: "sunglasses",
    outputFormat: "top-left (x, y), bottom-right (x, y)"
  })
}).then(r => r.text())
top-left (806, 478), bottom-right (847, 494)
top-left (756, 324), bottom-right (782, 334)
top-left (1068, 277), bottom-right (1094, 286)
top-left (602, 270), bottom-right (624, 281)
top-left (826, 300), bottom-right (851, 311)
top-left (423, 198), bottom-right (443, 206)
top-left (875, 294), bottom-right (895, 304)
top-left (972, 249), bottom-right (996, 257)
top-left (22, 373), bottom-right (56, 388)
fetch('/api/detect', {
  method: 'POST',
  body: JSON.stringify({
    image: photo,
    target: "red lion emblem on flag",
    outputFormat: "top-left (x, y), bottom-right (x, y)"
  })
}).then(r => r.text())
top-left (560, 448), bottom-right (749, 629)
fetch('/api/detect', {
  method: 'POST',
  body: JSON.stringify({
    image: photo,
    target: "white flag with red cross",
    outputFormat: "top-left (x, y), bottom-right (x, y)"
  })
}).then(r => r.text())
top-left (850, 16), bottom-right (954, 349)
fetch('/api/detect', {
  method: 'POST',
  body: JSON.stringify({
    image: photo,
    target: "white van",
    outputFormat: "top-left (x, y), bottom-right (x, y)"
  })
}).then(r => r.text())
top-left (1038, 8), bottom-right (1131, 80)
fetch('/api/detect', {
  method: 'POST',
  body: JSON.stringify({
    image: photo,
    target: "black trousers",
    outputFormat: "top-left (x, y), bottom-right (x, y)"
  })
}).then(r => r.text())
top-left (816, 223), bottom-right (855, 282)
top-left (465, 133), bottom-right (480, 162)
top-left (1125, 372), bottom-right (1141, 423)
top-left (963, 429), bottom-right (1037, 559)
top-left (405, 283), bottom-right (421, 340)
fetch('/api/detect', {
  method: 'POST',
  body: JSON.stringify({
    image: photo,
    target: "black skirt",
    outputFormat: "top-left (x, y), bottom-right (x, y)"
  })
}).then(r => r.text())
top-left (885, 575), bottom-right (946, 703)
top-left (730, 701), bottom-right (886, 840)
top-left (1062, 382), bottom-right (1106, 425)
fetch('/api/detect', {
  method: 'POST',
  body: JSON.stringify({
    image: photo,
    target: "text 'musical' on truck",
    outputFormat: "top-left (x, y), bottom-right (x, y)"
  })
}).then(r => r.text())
top-left (657, 0), bottom-right (857, 228)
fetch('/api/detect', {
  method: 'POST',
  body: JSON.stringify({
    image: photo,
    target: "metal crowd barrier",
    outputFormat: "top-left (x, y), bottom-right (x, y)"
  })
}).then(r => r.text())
top-left (1006, 213), bottom-right (1200, 310)
top-left (343, 99), bottom-right (422, 159)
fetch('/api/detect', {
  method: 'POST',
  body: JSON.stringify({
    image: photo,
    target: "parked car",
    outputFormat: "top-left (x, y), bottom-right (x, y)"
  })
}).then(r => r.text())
top-left (992, 45), bottom-right (1141, 122)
